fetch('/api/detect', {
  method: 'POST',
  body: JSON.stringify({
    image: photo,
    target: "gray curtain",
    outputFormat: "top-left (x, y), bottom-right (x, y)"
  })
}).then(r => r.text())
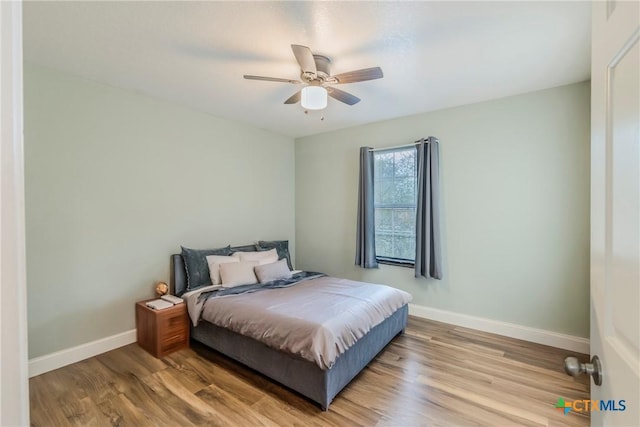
top-left (415, 137), bottom-right (443, 279)
top-left (355, 146), bottom-right (378, 268)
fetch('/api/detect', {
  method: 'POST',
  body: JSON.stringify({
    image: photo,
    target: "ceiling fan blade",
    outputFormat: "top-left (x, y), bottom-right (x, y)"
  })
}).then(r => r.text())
top-left (284, 90), bottom-right (301, 104)
top-left (244, 75), bottom-right (301, 84)
top-left (331, 67), bottom-right (384, 84)
top-left (291, 44), bottom-right (317, 75)
top-left (327, 87), bottom-right (361, 105)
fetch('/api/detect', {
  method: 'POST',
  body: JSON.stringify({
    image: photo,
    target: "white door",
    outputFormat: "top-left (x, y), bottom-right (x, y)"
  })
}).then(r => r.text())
top-left (590, 0), bottom-right (640, 426)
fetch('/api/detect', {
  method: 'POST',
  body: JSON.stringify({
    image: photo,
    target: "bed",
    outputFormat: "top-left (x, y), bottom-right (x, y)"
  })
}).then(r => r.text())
top-left (170, 251), bottom-right (410, 410)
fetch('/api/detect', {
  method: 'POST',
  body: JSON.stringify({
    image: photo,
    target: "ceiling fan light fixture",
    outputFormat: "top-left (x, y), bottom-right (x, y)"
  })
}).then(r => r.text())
top-left (244, 44), bottom-right (382, 109)
top-left (301, 86), bottom-right (327, 110)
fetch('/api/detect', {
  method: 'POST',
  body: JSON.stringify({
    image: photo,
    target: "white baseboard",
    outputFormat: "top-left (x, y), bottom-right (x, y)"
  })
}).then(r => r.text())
top-left (27, 306), bottom-right (589, 377)
top-left (29, 329), bottom-right (137, 378)
top-left (408, 304), bottom-right (589, 354)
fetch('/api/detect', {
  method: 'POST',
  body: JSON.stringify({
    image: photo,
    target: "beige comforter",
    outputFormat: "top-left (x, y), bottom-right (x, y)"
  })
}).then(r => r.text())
top-left (189, 276), bottom-right (411, 369)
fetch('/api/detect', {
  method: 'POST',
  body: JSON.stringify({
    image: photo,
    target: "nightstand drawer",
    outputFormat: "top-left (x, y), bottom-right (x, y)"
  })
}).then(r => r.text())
top-left (161, 338), bottom-right (187, 355)
top-left (159, 313), bottom-right (187, 335)
top-left (161, 327), bottom-right (187, 344)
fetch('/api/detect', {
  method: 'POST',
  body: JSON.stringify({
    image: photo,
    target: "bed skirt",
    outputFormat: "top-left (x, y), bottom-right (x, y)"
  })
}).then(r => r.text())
top-left (191, 304), bottom-right (408, 410)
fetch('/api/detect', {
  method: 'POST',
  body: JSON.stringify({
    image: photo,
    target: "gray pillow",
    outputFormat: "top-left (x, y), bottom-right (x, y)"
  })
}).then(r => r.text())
top-left (181, 245), bottom-right (232, 290)
top-left (254, 259), bottom-right (292, 284)
top-left (257, 240), bottom-right (292, 270)
top-left (230, 244), bottom-right (258, 253)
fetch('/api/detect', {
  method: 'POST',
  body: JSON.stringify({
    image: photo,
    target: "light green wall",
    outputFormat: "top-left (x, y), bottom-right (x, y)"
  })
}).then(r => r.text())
top-left (24, 63), bottom-right (590, 358)
top-left (24, 63), bottom-right (295, 358)
top-left (295, 82), bottom-right (591, 338)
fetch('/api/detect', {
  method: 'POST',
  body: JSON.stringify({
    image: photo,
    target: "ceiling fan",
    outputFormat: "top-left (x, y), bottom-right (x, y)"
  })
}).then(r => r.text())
top-left (243, 44), bottom-right (384, 110)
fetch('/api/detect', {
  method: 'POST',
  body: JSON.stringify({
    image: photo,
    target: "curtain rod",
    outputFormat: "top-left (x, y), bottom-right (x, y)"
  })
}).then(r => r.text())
top-left (368, 138), bottom-right (437, 152)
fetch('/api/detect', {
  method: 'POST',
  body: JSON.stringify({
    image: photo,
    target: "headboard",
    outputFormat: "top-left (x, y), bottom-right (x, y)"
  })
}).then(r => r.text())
top-left (170, 254), bottom-right (187, 296)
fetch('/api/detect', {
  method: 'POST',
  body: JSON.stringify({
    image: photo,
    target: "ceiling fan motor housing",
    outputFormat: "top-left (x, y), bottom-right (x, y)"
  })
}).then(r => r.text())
top-left (302, 55), bottom-right (332, 84)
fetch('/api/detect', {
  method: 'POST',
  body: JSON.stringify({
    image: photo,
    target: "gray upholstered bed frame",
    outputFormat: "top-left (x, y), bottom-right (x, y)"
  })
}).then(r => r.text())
top-left (170, 254), bottom-right (408, 410)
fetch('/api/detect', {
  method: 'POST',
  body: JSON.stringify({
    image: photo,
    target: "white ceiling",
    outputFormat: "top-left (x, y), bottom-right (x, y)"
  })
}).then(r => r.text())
top-left (23, 1), bottom-right (591, 138)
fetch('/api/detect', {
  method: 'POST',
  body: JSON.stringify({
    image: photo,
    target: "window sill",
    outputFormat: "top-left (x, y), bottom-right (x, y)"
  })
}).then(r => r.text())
top-left (376, 258), bottom-right (414, 269)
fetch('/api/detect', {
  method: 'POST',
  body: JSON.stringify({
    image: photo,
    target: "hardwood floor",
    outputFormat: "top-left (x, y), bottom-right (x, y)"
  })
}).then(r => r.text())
top-left (29, 317), bottom-right (590, 426)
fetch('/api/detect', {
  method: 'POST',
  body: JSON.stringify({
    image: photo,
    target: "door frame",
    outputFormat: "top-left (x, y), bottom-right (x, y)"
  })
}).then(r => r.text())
top-left (0, 0), bottom-right (30, 424)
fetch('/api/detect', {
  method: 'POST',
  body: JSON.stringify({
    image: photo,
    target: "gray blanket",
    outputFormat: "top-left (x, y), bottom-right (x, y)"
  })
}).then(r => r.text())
top-left (184, 274), bottom-right (412, 369)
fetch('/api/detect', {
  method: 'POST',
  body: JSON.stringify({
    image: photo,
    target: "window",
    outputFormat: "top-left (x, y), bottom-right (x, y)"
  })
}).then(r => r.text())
top-left (373, 147), bottom-right (417, 264)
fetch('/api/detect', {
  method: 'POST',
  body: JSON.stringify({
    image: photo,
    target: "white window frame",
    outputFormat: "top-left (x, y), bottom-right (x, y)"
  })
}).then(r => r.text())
top-left (373, 146), bottom-right (417, 265)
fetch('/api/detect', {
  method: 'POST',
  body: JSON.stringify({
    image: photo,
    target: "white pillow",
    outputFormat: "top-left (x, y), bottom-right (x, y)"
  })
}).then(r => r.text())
top-left (254, 259), bottom-right (292, 284)
top-left (206, 255), bottom-right (239, 285)
top-left (219, 261), bottom-right (259, 287)
top-left (232, 248), bottom-right (278, 265)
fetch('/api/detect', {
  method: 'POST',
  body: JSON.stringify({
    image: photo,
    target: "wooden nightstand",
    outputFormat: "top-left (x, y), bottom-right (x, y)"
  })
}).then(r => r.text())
top-left (135, 299), bottom-right (189, 358)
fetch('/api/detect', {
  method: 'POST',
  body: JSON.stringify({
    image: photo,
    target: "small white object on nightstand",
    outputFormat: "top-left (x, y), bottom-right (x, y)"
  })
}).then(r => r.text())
top-left (161, 294), bottom-right (183, 305)
top-left (145, 299), bottom-right (173, 310)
